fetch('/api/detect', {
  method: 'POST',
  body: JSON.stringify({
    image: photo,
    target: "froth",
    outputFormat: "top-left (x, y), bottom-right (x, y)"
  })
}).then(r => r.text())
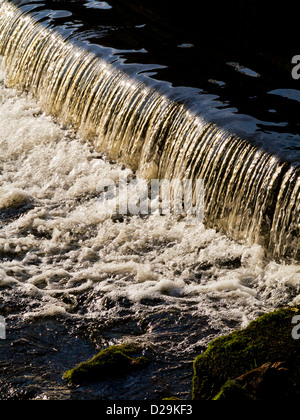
top-left (0, 56), bottom-right (299, 332)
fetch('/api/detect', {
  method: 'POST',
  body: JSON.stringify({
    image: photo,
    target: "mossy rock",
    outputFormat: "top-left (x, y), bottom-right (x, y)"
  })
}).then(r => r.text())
top-left (212, 380), bottom-right (255, 400)
top-left (63, 343), bottom-right (149, 386)
top-left (193, 307), bottom-right (300, 400)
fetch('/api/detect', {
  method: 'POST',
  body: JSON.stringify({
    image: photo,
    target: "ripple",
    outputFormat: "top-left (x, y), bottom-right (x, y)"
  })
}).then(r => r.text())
top-left (84, 1), bottom-right (112, 10)
top-left (177, 43), bottom-right (194, 49)
top-left (269, 89), bottom-right (300, 104)
top-left (227, 62), bottom-right (260, 78)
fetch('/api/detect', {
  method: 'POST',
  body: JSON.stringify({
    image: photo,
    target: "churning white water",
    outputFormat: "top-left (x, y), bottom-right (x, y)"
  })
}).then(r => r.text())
top-left (0, 56), bottom-right (300, 344)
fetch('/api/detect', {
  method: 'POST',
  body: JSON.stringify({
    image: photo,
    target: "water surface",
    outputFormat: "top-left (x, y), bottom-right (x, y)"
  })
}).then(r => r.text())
top-left (9, 0), bottom-right (300, 164)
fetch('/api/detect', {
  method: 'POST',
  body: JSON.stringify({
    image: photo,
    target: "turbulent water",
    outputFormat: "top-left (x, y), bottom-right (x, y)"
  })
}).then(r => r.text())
top-left (0, 0), bottom-right (299, 400)
top-left (0, 57), bottom-right (300, 399)
top-left (0, 0), bottom-right (299, 261)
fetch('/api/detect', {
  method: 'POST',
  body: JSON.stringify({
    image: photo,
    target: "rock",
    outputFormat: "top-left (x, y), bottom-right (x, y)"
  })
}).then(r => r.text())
top-left (213, 380), bottom-right (255, 401)
top-left (236, 361), bottom-right (291, 399)
top-left (63, 343), bottom-right (149, 386)
top-left (213, 361), bottom-right (291, 400)
top-left (0, 188), bottom-right (34, 210)
top-left (192, 307), bottom-right (300, 400)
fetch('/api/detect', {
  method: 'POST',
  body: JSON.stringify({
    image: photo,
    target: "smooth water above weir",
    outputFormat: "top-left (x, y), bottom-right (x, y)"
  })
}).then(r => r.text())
top-left (0, 0), bottom-right (299, 260)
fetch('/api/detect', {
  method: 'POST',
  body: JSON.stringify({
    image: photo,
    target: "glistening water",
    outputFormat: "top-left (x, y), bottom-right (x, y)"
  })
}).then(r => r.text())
top-left (0, 0), bottom-right (299, 400)
top-left (0, 59), bottom-right (299, 399)
top-left (1, 0), bottom-right (299, 260)
top-left (6, 0), bottom-right (300, 164)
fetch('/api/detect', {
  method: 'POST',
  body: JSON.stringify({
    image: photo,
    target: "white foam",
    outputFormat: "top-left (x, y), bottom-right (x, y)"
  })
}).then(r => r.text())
top-left (0, 56), bottom-right (299, 333)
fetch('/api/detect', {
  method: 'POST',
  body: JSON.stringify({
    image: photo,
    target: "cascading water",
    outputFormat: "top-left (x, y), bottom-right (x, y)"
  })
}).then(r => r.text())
top-left (0, 0), bottom-right (298, 260)
top-left (0, 0), bottom-right (299, 400)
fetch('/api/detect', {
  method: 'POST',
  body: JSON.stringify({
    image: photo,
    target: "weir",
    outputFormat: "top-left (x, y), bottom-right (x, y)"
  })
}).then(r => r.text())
top-left (0, 0), bottom-right (299, 261)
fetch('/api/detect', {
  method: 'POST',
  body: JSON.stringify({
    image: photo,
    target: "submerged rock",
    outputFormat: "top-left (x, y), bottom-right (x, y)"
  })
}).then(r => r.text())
top-left (63, 343), bottom-right (149, 386)
top-left (192, 307), bottom-right (300, 400)
top-left (0, 188), bottom-right (34, 221)
top-left (0, 188), bottom-right (34, 211)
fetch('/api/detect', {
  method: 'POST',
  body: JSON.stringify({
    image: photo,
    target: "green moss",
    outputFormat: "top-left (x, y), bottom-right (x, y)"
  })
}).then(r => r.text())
top-left (63, 343), bottom-right (149, 386)
top-left (192, 307), bottom-right (300, 400)
top-left (212, 380), bottom-right (255, 400)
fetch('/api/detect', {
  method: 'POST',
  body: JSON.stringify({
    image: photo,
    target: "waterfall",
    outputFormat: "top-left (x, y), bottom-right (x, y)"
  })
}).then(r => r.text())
top-left (0, 0), bottom-right (299, 261)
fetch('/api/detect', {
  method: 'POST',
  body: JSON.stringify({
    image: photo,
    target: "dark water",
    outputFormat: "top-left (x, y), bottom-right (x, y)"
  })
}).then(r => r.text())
top-left (8, 0), bottom-right (300, 164)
